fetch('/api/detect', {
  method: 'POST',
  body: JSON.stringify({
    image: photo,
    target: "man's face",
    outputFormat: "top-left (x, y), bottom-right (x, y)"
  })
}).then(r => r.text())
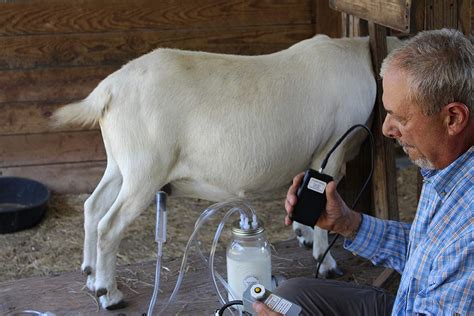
top-left (381, 67), bottom-right (447, 169)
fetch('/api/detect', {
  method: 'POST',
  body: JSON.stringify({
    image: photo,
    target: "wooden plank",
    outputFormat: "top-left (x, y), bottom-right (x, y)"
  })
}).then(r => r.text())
top-left (0, 131), bottom-right (105, 167)
top-left (0, 101), bottom-right (86, 135)
top-left (0, 161), bottom-right (106, 194)
top-left (0, 239), bottom-right (388, 315)
top-left (0, 0), bottom-right (313, 36)
top-left (0, 65), bottom-right (116, 103)
top-left (458, 0), bottom-right (471, 36)
top-left (372, 268), bottom-right (399, 288)
top-left (0, 25), bottom-right (314, 70)
top-left (314, 0), bottom-right (342, 37)
top-left (329, 0), bottom-right (412, 32)
top-left (368, 22), bottom-right (399, 220)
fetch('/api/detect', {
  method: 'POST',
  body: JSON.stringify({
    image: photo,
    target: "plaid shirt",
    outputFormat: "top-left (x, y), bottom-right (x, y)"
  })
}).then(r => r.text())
top-left (345, 147), bottom-right (473, 315)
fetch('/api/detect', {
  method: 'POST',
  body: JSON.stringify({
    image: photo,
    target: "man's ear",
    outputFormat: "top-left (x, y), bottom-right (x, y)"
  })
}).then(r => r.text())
top-left (444, 102), bottom-right (470, 136)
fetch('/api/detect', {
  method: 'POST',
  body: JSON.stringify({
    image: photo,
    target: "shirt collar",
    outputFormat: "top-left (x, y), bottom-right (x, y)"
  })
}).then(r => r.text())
top-left (420, 146), bottom-right (473, 198)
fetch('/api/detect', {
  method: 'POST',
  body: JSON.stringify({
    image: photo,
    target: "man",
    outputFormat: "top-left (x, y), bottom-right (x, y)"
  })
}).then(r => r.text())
top-left (254, 28), bottom-right (473, 315)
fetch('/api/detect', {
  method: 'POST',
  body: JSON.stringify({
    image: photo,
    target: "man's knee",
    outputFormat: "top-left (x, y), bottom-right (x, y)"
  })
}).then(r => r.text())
top-left (274, 277), bottom-right (314, 299)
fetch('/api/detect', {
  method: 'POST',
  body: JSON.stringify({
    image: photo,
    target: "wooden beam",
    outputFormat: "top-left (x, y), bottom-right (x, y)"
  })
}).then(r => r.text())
top-left (368, 22), bottom-right (399, 220)
top-left (0, 0), bottom-right (314, 36)
top-left (330, 0), bottom-right (412, 32)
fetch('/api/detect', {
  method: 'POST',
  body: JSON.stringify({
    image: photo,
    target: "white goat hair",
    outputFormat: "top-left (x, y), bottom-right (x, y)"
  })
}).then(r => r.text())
top-left (53, 34), bottom-right (398, 309)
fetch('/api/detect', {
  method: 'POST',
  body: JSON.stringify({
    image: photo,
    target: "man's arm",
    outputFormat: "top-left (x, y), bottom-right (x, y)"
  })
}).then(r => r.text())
top-left (344, 214), bottom-right (411, 273)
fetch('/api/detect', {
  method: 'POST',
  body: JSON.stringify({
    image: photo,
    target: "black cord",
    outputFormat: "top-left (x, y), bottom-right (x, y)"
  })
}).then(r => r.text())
top-left (315, 124), bottom-right (374, 278)
top-left (217, 300), bottom-right (243, 315)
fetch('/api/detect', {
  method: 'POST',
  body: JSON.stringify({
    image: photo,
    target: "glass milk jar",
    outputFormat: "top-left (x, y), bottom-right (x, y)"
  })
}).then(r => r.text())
top-left (226, 220), bottom-right (272, 301)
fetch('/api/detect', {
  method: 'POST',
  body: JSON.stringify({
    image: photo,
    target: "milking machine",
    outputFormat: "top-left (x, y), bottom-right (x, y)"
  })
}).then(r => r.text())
top-left (146, 194), bottom-right (278, 316)
top-left (147, 124), bottom-right (374, 315)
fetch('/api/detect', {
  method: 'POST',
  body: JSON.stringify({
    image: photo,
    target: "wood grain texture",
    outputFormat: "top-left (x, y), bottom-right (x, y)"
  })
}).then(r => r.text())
top-left (0, 0), bottom-right (313, 36)
top-left (314, 0), bottom-right (342, 37)
top-left (0, 161), bottom-right (106, 194)
top-left (0, 101), bottom-right (84, 135)
top-left (0, 65), bottom-right (116, 103)
top-left (0, 25), bottom-right (314, 69)
top-left (410, 0), bottom-right (426, 33)
top-left (0, 130), bottom-right (105, 167)
top-left (330, 0), bottom-right (411, 32)
top-left (457, 0), bottom-right (471, 36)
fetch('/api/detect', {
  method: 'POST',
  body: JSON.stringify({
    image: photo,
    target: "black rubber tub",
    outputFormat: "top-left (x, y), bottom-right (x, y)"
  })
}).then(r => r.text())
top-left (0, 177), bottom-right (50, 234)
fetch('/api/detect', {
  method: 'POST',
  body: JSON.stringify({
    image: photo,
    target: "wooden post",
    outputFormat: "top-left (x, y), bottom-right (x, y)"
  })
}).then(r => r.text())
top-left (367, 22), bottom-right (400, 286)
top-left (368, 22), bottom-right (399, 220)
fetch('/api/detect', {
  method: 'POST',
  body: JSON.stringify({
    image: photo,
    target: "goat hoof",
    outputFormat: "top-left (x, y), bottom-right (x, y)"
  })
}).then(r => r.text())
top-left (294, 228), bottom-right (303, 237)
top-left (96, 288), bottom-right (108, 297)
top-left (106, 299), bottom-right (128, 310)
top-left (326, 266), bottom-right (344, 278)
top-left (82, 266), bottom-right (92, 276)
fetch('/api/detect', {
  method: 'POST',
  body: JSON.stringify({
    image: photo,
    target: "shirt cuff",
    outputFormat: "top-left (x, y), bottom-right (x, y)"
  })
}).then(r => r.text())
top-left (343, 214), bottom-right (386, 258)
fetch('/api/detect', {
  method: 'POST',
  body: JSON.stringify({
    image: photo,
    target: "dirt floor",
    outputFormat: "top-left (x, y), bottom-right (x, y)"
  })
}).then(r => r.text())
top-left (0, 161), bottom-right (418, 284)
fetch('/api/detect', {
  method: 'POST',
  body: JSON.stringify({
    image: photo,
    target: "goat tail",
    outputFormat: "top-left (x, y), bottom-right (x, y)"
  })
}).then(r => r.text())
top-left (51, 86), bottom-right (111, 128)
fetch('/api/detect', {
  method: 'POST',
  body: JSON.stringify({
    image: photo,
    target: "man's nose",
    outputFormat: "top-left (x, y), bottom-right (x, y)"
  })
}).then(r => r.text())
top-left (382, 115), bottom-right (401, 138)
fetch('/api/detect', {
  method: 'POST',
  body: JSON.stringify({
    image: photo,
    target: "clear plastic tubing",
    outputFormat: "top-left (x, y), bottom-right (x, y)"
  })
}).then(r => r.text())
top-left (209, 207), bottom-right (242, 305)
top-left (147, 192), bottom-right (167, 316)
top-left (155, 199), bottom-right (256, 316)
top-left (193, 208), bottom-right (241, 301)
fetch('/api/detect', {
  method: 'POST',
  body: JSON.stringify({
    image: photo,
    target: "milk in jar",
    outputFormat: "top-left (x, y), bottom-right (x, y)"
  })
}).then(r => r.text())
top-left (226, 220), bottom-right (272, 301)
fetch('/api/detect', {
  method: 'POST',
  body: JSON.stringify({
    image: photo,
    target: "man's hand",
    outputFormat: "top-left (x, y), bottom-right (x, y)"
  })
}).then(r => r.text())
top-left (316, 181), bottom-right (361, 238)
top-left (252, 301), bottom-right (283, 316)
top-left (284, 172), bottom-right (304, 226)
top-left (284, 173), bottom-right (361, 238)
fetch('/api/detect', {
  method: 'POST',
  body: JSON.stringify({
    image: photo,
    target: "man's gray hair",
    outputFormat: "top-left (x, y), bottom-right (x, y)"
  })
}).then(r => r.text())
top-left (380, 28), bottom-right (472, 115)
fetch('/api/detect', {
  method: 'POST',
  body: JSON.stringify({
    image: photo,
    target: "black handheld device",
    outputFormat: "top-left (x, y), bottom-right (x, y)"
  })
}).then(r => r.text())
top-left (288, 124), bottom-right (374, 278)
top-left (290, 168), bottom-right (333, 228)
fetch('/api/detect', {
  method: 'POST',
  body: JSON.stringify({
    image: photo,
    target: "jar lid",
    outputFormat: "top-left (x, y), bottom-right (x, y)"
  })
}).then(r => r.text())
top-left (231, 220), bottom-right (265, 237)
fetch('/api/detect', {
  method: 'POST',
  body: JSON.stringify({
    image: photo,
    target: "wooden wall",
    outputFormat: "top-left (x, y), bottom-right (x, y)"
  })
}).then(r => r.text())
top-left (0, 0), bottom-right (341, 193)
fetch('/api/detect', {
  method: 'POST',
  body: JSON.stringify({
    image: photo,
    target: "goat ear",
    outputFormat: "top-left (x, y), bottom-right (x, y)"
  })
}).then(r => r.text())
top-left (444, 102), bottom-right (470, 136)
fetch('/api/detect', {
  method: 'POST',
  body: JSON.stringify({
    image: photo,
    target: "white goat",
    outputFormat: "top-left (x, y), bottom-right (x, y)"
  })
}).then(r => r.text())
top-left (53, 34), bottom-right (397, 309)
